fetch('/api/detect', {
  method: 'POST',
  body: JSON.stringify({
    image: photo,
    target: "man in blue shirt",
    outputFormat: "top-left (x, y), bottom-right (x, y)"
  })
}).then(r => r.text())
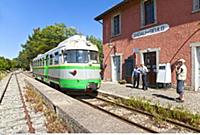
top-left (132, 65), bottom-right (140, 88)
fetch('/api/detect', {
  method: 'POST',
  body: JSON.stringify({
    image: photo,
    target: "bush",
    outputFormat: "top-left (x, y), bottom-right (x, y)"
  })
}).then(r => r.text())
top-left (118, 80), bottom-right (127, 84)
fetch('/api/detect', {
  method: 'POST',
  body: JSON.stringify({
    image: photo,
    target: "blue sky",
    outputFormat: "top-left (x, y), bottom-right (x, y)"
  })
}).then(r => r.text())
top-left (0, 0), bottom-right (121, 59)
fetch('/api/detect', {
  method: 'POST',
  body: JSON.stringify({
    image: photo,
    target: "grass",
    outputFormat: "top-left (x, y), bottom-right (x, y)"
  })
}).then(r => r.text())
top-left (117, 97), bottom-right (200, 128)
top-left (24, 87), bottom-right (69, 133)
top-left (0, 70), bottom-right (7, 80)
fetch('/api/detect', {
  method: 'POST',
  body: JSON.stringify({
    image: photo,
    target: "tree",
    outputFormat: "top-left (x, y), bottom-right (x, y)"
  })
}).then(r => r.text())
top-left (0, 57), bottom-right (11, 70)
top-left (17, 23), bottom-right (103, 70)
top-left (87, 35), bottom-right (103, 64)
top-left (18, 23), bottom-right (78, 69)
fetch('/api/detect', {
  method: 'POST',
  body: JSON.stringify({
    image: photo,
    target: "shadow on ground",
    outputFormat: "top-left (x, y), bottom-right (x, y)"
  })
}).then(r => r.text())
top-left (126, 84), bottom-right (134, 88)
top-left (152, 94), bottom-right (176, 101)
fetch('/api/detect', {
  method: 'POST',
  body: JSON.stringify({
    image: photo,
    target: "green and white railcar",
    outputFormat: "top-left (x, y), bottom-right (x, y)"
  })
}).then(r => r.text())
top-left (32, 35), bottom-right (101, 92)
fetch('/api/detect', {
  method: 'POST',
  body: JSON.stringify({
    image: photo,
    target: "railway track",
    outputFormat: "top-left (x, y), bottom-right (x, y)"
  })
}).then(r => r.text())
top-left (75, 93), bottom-right (199, 133)
top-left (0, 73), bottom-right (12, 104)
top-left (75, 94), bottom-right (158, 133)
top-left (0, 72), bottom-right (35, 134)
top-left (96, 92), bottom-right (200, 133)
top-left (24, 72), bottom-right (200, 133)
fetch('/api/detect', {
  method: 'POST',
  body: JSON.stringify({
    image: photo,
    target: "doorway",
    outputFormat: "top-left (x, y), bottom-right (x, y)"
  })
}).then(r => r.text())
top-left (143, 52), bottom-right (157, 87)
top-left (124, 56), bottom-right (135, 83)
top-left (197, 47), bottom-right (200, 90)
top-left (111, 55), bottom-right (121, 82)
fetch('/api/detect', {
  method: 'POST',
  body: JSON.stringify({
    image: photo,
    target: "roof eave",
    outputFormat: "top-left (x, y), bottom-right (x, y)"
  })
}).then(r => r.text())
top-left (94, 0), bottom-right (129, 21)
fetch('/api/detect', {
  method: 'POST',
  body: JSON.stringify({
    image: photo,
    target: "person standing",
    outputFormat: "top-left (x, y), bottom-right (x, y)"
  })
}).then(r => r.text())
top-left (140, 64), bottom-right (149, 90)
top-left (176, 59), bottom-right (187, 102)
top-left (132, 65), bottom-right (140, 88)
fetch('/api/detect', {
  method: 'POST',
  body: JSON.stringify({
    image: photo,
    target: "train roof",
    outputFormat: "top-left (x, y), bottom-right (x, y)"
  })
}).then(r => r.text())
top-left (33, 35), bottom-right (99, 61)
top-left (58, 35), bottom-right (98, 51)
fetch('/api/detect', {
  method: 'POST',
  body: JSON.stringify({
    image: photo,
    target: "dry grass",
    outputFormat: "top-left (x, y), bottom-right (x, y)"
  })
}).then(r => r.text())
top-left (24, 87), bottom-right (69, 133)
top-left (0, 71), bottom-right (7, 80)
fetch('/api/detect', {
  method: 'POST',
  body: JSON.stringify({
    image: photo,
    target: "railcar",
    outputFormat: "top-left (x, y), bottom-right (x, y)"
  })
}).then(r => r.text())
top-left (32, 35), bottom-right (101, 92)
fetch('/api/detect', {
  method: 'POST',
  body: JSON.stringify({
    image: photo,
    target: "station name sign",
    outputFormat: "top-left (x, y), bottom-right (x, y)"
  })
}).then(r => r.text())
top-left (132, 24), bottom-right (170, 39)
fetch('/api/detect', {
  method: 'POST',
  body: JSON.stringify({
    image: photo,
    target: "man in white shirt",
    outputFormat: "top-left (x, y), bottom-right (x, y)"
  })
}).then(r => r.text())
top-left (140, 64), bottom-right (149, 90)
top-left (176, 59), bottom-right (187, 102)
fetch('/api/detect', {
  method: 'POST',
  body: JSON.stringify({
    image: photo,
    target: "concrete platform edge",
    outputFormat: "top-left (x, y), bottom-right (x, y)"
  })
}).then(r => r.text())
top-left (24, 79), bottom-right (90, 133)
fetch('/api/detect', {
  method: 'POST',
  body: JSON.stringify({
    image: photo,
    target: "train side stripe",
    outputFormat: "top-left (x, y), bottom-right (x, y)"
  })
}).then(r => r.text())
top-left (33, 65), bottom-right (100, 70)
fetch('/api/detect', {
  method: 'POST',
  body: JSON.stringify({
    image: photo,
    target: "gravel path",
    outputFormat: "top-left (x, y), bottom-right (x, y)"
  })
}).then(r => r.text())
top-left (99, 82), bottom-right (200, 114)
top-left (0, 73), bottom-right (47, 134)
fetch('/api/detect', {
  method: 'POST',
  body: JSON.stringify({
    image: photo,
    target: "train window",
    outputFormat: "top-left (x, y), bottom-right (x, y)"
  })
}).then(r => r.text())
top-left (54, 52), bottom-right (59, 65)
top-left (64, 50), bottom-right (89, 63)
top-left (90, 51), bottom-right (99, 63)
top-left (41, 58), bottom-right (44, 66)
top-left (39, 59), bottom-right (41, 66)
top-left (49, 54), bottom-right (53, 65)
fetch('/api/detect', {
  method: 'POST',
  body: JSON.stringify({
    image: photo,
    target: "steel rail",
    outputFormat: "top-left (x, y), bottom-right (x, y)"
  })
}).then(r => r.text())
top-left (24, 72), bottom-right (200, 132)
top-left (76, 96), bottom-right (158, 133)
top-left (92, 92), bottom-right (200, 133)
top-left (15, 73), bottom-right (35, 133)
top-left (0, 73), bottom-right (13, 104)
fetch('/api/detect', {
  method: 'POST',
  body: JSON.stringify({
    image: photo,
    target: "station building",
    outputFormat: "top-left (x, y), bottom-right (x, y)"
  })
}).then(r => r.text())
top-left (95, 0), bottom-right (200, 91)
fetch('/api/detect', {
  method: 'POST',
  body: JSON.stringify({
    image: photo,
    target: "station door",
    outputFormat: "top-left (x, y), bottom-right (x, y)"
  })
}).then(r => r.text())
top-left (144, 52), bottom-right (157, 87)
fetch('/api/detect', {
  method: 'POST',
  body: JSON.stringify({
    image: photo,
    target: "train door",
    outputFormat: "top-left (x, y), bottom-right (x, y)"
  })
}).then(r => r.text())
top-left (44, 55), bottom-right (49, 83)
top-left (144, 52), bottom-right (157, 87)
top-left (112, 55), bottom-right (121, 82)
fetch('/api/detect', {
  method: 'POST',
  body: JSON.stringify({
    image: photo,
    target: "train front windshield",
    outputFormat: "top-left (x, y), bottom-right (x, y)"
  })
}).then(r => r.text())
top-left (64, 50), bottom-right (99, 64)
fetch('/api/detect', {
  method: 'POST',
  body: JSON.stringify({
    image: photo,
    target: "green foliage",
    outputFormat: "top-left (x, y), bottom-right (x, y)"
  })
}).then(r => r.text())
top-left (16, 23), bottom-right (103, 70)
top-left (0, 56), bottom-right (11, 70)
top-left (18, 23), bottom-right (78, 69)
top-left (87, 35), bottom-right (103, 64)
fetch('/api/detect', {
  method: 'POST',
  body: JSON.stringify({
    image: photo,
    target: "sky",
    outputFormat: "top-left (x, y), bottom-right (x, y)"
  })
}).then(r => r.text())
top-left (0, 0), bottom-right (121, 59)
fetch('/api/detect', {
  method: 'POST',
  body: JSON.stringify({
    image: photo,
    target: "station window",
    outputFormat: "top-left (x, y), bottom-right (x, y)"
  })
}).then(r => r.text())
top-left (141, 0), bottom-right (156, 26)
top-left (49, 54), bottom-right (53, 65)
top-left (54, 52), bottom-right (59, 65)
top-left (111, 14), bottom-right (121, 36)
top-left (193, 0), bottom-right (200, 11)
top-left (64, 50), bottom-right (89, 63)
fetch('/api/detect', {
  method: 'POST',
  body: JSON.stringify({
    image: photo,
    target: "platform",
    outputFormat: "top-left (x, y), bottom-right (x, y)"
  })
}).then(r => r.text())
top-left (22, 73), bottom-right (145, 133)
top-left (98, 82), bottom-right (200, 114)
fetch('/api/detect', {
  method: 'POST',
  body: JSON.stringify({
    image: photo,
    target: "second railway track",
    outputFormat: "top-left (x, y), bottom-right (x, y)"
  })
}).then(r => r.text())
top-left (0, 72), bottom-right (37, 134)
